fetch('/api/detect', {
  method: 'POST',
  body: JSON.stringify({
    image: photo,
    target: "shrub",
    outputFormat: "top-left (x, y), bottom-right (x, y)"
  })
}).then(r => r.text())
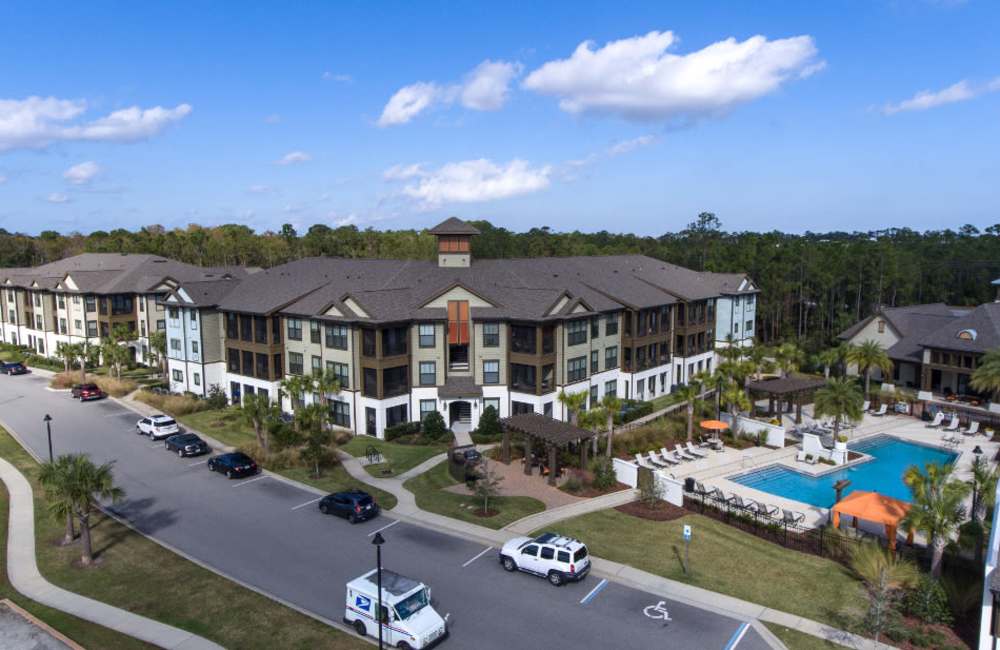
top-left (617, 400), bottom-right (654, 424)
top-left (562, 474), bottom-right (583, 493)
top-left (205, 384), bottom-right (228, 409)
top-left (269, 420), bottom-right (303, 450)
top-left (93, 375), bottom-right (138, 398)
top-left (422, 411), bottom-right (448, 441)
top-left (590, 457), bottom-right (617, 491)
top-left (385, 421), bottom-right (421, 441)
top-left (472, 405), bottom-right (503, 443)
top-left (135, 389), bottom-right (208, 415)
top-left (49, 371), bottom-right (81, 389)
top-left (904, 575), bottom-right (953, 625)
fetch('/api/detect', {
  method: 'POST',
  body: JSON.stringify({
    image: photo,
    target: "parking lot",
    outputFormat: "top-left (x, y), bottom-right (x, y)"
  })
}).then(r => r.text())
top-left (0, 374), bottom-right (771, 650)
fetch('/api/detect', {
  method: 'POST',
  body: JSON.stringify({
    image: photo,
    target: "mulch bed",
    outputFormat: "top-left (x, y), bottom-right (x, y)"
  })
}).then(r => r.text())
top-left (562, 481), bottom-right (630, 498)
top-left (615, 500), bottom-right (688, 521)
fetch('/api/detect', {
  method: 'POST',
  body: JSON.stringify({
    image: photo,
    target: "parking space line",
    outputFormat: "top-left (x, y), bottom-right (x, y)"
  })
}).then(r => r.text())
top-left (723, 622), bottom-right (750, 650)
top-left (232, 475), bottom-right (270, 488)
top-left (367, 520), bottom-right (399, 537)
top-left (579, 579), bottom-right (608, 605)
top-left (149, 442), bottom-right (163, 448)
top-left (104, 412), bottom-right (131, 418)
top-left (291, 496), bottom-right (323, 511)
top-left (461, 546), bottom-right (493, 568)
top-left (188, 459), bottom-right (207, 467)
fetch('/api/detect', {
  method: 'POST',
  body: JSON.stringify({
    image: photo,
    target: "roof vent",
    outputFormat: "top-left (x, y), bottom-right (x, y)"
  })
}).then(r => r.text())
top-left (957, 329), bottom-right (977, 341)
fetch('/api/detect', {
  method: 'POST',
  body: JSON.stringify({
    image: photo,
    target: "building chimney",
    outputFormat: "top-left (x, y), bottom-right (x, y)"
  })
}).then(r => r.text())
top-left (427, 217), bottom-right (480, 268)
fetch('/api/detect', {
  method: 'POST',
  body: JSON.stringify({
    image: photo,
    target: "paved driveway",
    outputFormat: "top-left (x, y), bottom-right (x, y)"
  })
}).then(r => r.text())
top-left (0, 374), bottom-right (771, 650)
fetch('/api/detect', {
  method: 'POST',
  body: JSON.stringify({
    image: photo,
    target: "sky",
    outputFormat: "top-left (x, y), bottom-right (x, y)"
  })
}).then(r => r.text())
top-left (0, 1), bottom-right (998, 237)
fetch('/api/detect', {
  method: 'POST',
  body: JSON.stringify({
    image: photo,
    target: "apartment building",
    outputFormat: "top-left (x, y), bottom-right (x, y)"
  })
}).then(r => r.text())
top-left (1, 219), bottom-right (760, 438)
top-left (703, 272), bottom-right (759, 348)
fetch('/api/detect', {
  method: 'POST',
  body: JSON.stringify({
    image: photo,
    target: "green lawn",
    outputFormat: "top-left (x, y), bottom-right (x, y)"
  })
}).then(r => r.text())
top-left (179, 409), bottom-right (398, 509)
top-left (341, 436), bottom-right (448, 478)
top-left (0, 427), bottom-right (367, 650)
top-left (764, 623), bottom-right (843, 649)
top-left (534, 509), bottom-right (867, 630)
top-left (403, 460), bottom-right (545, 530)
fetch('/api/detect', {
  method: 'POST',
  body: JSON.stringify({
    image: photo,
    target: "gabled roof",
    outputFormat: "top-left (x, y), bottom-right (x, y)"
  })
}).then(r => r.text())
top-left (919, 302), bottom-right (1000, 354)
top-left (699, 272), bottom-right (759, 296)
top-left (427, 217), bottom-right (481, 236)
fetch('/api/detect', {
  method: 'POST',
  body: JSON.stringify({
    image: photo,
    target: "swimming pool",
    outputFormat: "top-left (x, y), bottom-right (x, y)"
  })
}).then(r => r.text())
top-left (729, 436), bottom-right (958, 508)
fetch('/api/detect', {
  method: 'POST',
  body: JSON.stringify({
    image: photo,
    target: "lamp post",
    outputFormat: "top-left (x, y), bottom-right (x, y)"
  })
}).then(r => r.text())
top-left (43, 414), bottom-right (53, 463)
top-left (372, 531), bottom-right (385, 650)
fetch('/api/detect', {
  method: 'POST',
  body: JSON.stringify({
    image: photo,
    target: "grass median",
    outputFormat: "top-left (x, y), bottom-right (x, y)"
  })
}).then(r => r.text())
top-left (0, 426), bottom-right (368, 650)
top-left (340, 436), bottom-right (448, 478)
top-left (404, 460), bottom-right (545, 530)
top-left (763, 623), bottom-right (842, 649)
top-left (178, 408), bottom-right (398, 509)
top-left (533, 509), bottom-right (867, 630)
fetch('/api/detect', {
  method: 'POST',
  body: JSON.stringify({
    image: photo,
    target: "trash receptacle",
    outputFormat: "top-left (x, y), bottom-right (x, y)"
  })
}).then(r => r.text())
top-left (684, 477), bottom-right (696, 493)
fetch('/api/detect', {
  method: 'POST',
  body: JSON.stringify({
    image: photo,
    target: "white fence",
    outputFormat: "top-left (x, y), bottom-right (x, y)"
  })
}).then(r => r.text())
top-left (611, 458), bottom-right (683, 506)
top-left (720, 412), bottom-right (786, 448)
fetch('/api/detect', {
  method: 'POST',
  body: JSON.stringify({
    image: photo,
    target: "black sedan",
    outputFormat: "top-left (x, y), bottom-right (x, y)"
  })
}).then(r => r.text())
top-left (164, 433), bottom-right (210, 457)
top-left (207, 452), bottom-right (259, 479)
top-left (318, 489), bottom-right (379, 523)
top-left (2, 362), bottom-right (28, 375)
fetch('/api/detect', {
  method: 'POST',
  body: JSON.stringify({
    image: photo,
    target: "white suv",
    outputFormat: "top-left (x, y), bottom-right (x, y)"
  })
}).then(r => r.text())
top-left (499, 532), bottom-right (591, 586)
top-left (136, 415), bottom-right (180, 440)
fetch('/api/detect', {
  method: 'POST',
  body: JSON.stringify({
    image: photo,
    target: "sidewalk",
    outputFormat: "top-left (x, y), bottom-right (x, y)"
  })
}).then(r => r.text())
top-left (0, 456), bottom-right (224, 650)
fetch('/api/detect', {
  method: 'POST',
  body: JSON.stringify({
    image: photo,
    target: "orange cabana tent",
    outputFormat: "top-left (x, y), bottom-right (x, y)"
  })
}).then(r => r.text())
top-left (831, 490), bottom-right (913, 551)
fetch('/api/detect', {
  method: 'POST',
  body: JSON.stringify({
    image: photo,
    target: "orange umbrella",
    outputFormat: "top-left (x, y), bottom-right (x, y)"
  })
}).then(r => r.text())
top-left (699, 420), bottom-right (729, 431)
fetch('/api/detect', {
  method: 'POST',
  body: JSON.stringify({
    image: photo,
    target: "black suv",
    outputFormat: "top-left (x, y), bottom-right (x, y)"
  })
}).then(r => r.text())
top-left (164, 433), bottom-right (210, 457)
top-left (318, 490), bottom-right (379, 523)
top-left (207, 452), bottom-right (259, 479)
top-left (2, 362), bottom-right (28, 375)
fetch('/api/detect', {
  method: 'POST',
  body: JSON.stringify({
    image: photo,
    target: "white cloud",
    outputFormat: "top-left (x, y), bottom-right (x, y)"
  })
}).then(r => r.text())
top-left (63, 161), bottom-right (101, 185)
top-left (607, 134), bottom-right (656, 156)
top-left (332, 213), bottom-right (359, 227)
top-left (0, 96), bottom-right (192, 151)
top-left (522, 31), bottom-right (822, 121)
top-left (383, 163), bottom-right (425, 181)
top-left (460, 60), bottom-right (522, 110)
top-left (276, 151), bottom-right (311, 165)
top-left (377, 59), bottom-right (520, 126)
top-left (322, 72), bottom-right (352, 82)
top-left (264, 114), bottom-right (281, 124)
top-left (387, 158), bottom-right (551, 208)
top-left (881, 77), bottom-right (1000, 115)
top-left (246, 184), bottom-right (272, 194)
top-left (46, 192), bottom-right (70, 204)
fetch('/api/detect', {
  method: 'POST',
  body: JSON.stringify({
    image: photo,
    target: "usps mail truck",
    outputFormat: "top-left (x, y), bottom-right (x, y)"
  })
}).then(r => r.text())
top-left (345, 569), bottom-right (448, 649)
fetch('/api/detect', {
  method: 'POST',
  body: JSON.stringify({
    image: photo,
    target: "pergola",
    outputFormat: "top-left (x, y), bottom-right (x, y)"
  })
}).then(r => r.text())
top-left (500, 413), bottom-right (598, 486)
top-left (747, 374), bottom-right (827, 424)
top-left (831, 490), bottom-right (913, 552)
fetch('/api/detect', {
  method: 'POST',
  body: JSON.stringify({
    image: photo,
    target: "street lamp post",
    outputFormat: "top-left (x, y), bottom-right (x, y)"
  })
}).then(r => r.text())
top-left (43, 414), bottom-right (53, 463)
top-left (372, 531), bottom-right (385, 650)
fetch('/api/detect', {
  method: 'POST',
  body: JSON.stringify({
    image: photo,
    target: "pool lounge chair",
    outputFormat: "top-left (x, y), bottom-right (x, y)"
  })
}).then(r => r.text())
top-left (648, 450), bottom-right (676, 467)
top-left (634, 454), bottom-right (659, 471)
top-left (782, 509), bottom-right (806, 526)
top-left (862, 400), bottom-right (870, 412)
top-left (870, 404), bottom-right (888, 417)
top-left (672, 444), bottom-right (697, 461)
top-left (796, 450), bottom-right (817, 465)
top-left (941, 432), bottom-right (960, 446)
top-left (685, 442), bottom-right (709, 458)
top-left (693, 481), bottom-right (709, 496)
top-left (727, 494), bottom-right (756, 511)
top-left (660, 447), bottom-right (684, 464)
top-left (943, 416), bottom-right (960, 432)
top-left (753, 502), bottom-right (779, 518)
top-left (961, 421), bottom-right (980, 436)
top-left (925, 412), bottom-right (944, 428)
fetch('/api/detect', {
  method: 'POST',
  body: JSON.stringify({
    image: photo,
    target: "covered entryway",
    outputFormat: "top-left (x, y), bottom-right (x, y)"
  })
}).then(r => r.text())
top-left (448, 401), bottom-right (472, 427)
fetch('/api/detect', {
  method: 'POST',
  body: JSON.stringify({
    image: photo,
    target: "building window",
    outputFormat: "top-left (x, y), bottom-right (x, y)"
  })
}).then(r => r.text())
top-left (172, 369), bottom-right (184, 382)
top-left (288, 352), bottom-right (304, 375)
top-left (567, 319), bottom-right (587, 346)
top-left (605, 346), bottom-right (618, 370)
top-left (745, 320), bottom-right (752, 335)
top-left (85, 296), bottom-right (97, 312)
top-left (381, 327), bottom-right (408, 356)
top-left (383, 365), bottom-right (408, 397)
top-left (72, 295), bottom-right (80, 305)
top-left (511, 401), bottom-right (533, 415)
top-left (420, 399), bottom-right (436, 421)
top-left (590, 350), bottom-right (599, 374)
top-left (327, 361), bottom-right (349, 389)
top-left (636, 378), bottom-right (645, 400)
top-left (386, 404), bottom-right (408, 428)
top-left (605, 380), bottom-right (616, 397)
top-left (240, 315), bottom-right (252, 342)
top-left (74, 319), bottom-right (82, 332)
top-left (156, 319), bottom-right (166, 331)
top-left (447, 300), bottom-right (470, 346)
top-left (169, 306), bottom-right (179, 320)
top-left (649, 375), bottom-right (657, 396)
top-left (191, 340), bottom-right (200, 354)
top-left (483, 360), bottom-right (500, 384)
top-left (331, 400), bottom-right (351, 428)
top-left (253, 316), bottom-right (266, 344)
top-left (57, 295), bottom-right (65, 309)
top-left (35, 315), bottom-right (43, 330)
top-left (567, 356), bottom-right (587, 383)
top-left (484, 397), bottom-right (500, 415)
top-left (511, 364), bottom-right (537, 393)
top-left (311, 355), bottom-right (322, 376)
top-left (59, 317), bottom-right (67, 334)
top-left (363, 368), bottom-right (378, 397)
top-left (271, 316), bottom-right (281, 344)
top-left (33, 294), bottom-right (40, 307)
top-left (325, 324), bottom-right (349, 350)
top-left (418, 324), bottom-right (435, 348)
top-left (272, 353), bottom-right (282, 380)
top-left (590, 385), bottom-right (598, 408)
top-left (140, 320), bottom-right (146, 337)
top-left (591, 317), bottom-right (600, 338)
top-left (193, 372), bottom-right (201, 386)
top-left (310, 320), bottom-right (321, 344)
top-left (362, 329), bottom-right (376, 357)
top-left (287, 318), bottom-right (302, 341)
top-left (482, 322), bottom-right (500, 347)
top-left (256, 353), bottom-right (270, 379)
top-left (511, 325), bottom-right (536, 354)
top-left (170, 338), bottom-right (182, 352)
top-left (605, 313), bottom-right (618, 336)
top-left (419, 361), bottom-right (436, 386)
top-left (543, 402), bottom-right (553, 417)
top-left (225, 313), bottom-right (238, 339)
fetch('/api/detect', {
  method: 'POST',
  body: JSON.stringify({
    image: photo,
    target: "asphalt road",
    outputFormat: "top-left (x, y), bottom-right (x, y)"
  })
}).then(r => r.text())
top-left (0, 374), bottom-right (771, 650)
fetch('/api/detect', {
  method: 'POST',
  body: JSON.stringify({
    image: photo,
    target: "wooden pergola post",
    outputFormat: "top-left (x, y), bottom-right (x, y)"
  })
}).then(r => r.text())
top-left (501, 426), bottom-right (512, 464)
top-left (579, 438), bottom-right (589, 468)
top-left (547, 444), bottom-right (558, 486)
top-left (523, 435), bottom-right (532, 475)
top-left (795, 393), bottom-right (803, 424)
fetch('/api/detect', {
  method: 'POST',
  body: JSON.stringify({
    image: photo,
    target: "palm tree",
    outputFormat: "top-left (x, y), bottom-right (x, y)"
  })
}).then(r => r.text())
top-left (773, 342), bottom-right (803, 378)
top-left (849, 542), bottom-right (918, 646)
top-left (38, 455), bottom-right (78, 545)
top-left (846, 340), bottom-right (893, 398)
top-left (599, 393), bottom-right (621, 457)
top-left (279, 374), bottom-right (312, 431)
top-left (674, 382), bottom-right (703, 442)
top-left (970, 455), bottom-right (1000, 562)
top-left (297, 403), bottom-right (331, 478)
top-left (720, 382), bottom-right (751, 437)
top-left (813, 377), bottom-right (864, 440)
top-left (902, 462), bottom-right (971, 578)
top-left (55, 342), bottom-right (73, 373)
top-left (148, 330), bottom-right (167, 383)
top-left (971, 348), bottom-right (1000, 405)
top-left (48, 454), bottom-right (125, 566)
top-left (557, 390), bottom-right (588, 427)
top-left (746, 345), bottom-right (772, 381)
top-left (241, 392), bottom-right (278, 452)
top-left (312, 368), bottom-right (342, 429)
top-left (817, 347), bottom-right (843, 379)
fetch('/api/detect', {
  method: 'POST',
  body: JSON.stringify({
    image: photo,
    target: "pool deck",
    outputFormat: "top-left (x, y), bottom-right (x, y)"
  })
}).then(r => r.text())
top-left (686, 411), bottom-right (999, 532)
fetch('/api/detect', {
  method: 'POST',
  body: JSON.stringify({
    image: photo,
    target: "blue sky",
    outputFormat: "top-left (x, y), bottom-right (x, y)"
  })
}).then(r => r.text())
top-left (1, 1), bottom-right (998, 236)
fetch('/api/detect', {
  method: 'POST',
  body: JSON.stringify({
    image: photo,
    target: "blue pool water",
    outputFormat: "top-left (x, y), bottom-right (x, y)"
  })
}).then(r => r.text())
top-left (729, 436), bottom-right (958, 508)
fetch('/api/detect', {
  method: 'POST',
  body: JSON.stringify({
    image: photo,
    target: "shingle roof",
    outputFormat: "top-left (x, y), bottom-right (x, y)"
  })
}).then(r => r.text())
top-left (918, 302), bottom-right (1000, 354)
top-left (501, 413), bottom-right (597, 446)
top-left (747, 374), bottom-right (826, 396)
top-left (427, 217), bottom-right (481, 236)
top-left (438, 376), bottom-right (483, 398)
top-left (699, 272), bottom-right (758, 296)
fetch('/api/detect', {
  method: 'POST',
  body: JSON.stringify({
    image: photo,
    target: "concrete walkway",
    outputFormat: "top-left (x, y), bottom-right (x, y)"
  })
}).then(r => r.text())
top-left (504, 487), bottom-right (637, 534)
top-left (0, 456), bottom-right (224, 650)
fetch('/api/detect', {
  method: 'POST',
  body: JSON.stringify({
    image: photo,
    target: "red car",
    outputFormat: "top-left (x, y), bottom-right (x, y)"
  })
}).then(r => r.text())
top-left (78, 384), bottom-right (107, 401)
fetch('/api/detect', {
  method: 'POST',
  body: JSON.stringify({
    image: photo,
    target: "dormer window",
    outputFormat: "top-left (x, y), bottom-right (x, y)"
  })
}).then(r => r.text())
top-left (957, 328), bottom-right (977, 341)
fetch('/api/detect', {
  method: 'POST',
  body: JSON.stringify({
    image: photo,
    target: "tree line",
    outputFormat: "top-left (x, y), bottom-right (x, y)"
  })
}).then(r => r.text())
top-left (4, 213), bottom-right (1000, 351)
